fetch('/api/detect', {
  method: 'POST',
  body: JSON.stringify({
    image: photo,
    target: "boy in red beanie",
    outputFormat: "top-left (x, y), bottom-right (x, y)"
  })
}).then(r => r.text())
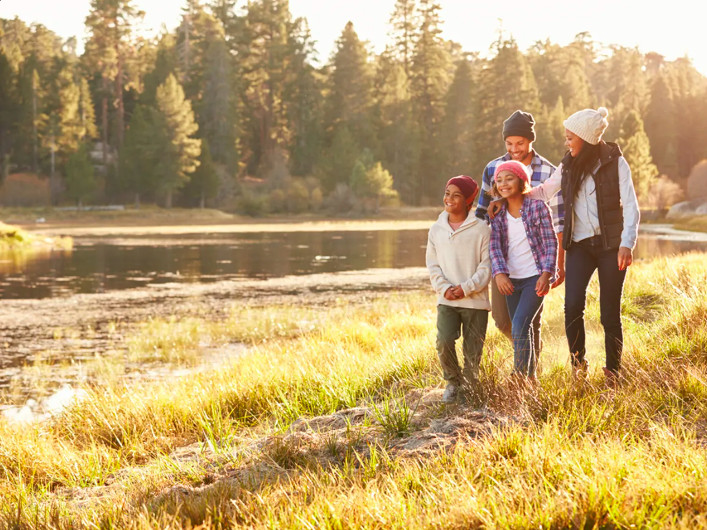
top-left (426, 175), bottom-right (492, 404)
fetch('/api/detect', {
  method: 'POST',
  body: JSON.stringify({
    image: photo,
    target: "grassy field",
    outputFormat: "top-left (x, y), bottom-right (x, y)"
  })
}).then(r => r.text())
top-left (0, 252), bottom-right (706, 528)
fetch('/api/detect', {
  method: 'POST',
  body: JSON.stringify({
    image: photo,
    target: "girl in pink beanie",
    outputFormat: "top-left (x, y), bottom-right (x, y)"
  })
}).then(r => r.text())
top-left (489, 160), bottom-right (558, 382)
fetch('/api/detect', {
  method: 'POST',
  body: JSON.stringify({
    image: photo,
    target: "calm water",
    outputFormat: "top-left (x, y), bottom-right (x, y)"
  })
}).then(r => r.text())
top-left (1, 228), bottom-right (706, 300)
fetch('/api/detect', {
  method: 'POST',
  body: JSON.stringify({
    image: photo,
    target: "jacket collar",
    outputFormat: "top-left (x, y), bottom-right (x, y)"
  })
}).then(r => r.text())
top-left (436, 210), bottom-right (478, 232)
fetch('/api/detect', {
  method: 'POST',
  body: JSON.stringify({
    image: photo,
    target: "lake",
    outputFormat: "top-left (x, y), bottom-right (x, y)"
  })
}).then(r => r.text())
top-left (1, 224), bottom-right (706, 300)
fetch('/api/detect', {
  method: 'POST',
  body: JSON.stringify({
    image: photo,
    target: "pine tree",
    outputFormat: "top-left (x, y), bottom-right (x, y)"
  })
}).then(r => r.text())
top-left (199, 35), bottom-right (238, 173)
top-left (155, 73), bottom-right (201, 207)
top-left (237, 0), bottom-right (307, 179)
top-left (388, 0), bottom-right (419, 78)
top-left (440, 57), bottom-right (476, 178)
top-left (120, 104), bottom-right (161, 205)
top-left (618, 110), bottom-right (658, 202)
top-left (0, 51), bottom-right (15, 179)
top-left (410, 0), bottom-right (451, 204)
top-left (533, 96), bottom-right (567, 165)
top-left (84, 0), bottom-right (144, 160)
top-left (472, 38), bottom-right (540, 178)
top-left (327, 22), bottom-right (374, 155)
top-left (65, 143), bottom-right (96, 207)
top-left (319, 21), bottom-right (375, 191)
top-left (644, 73), bottom-right (678, 178)
top-left (182, 138), bottom-right (219, 207)
top-left (373, 52), bottom-right (417, 203)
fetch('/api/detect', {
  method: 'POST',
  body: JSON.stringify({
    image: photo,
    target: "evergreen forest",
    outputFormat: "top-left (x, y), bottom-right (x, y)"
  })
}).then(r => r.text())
top-left (1, 0), bottom-right (706, 213)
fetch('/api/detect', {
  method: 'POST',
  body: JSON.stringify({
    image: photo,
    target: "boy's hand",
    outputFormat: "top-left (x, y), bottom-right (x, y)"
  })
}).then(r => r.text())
top-left (495, 274), bottom-right (513, 295)
top-left (535, 272), bottom-right (551, 297)
top-left (444, 286), bottom-right (465, 300)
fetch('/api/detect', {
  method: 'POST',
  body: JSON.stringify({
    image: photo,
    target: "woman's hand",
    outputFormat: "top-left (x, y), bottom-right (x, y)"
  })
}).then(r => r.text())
top-left (617, 247), bottom-right (633, 271)
top-left (495, 274), bottom-right (514, 295)
top-left (535, 272), bottom-right (552, 297)
top-left (488, 199), bottom-right (504, 219)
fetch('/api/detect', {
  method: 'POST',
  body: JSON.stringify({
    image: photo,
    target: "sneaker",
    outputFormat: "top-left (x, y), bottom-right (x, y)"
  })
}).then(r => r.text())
top-left (442, 383), bottom-right (459, 403)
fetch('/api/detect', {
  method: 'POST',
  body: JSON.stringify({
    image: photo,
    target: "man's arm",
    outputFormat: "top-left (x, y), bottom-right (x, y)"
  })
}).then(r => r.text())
top-left (474, 165), bottom-right (493, 221)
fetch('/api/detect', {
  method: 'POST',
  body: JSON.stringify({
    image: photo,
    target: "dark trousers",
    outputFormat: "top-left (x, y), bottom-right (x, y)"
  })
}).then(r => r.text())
top-left (506, 275), bottom-right (545, 377)
top-left (564, 238), bottom-right (627, 372)
top-left (436, 305), bottom-right (488, 386)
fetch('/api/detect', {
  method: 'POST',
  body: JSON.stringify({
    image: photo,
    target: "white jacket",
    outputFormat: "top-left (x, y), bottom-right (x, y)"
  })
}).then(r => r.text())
top-left (426, 211), bottom-right (492, 310)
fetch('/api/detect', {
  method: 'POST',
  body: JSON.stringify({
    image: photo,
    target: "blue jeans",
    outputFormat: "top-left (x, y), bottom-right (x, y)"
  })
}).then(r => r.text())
top-left (505, 275), bottom-right (544, 377)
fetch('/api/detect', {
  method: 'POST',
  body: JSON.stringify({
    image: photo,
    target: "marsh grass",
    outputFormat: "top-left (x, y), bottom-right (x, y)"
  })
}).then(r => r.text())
top-left (1, 253), bottom-right (707, 528)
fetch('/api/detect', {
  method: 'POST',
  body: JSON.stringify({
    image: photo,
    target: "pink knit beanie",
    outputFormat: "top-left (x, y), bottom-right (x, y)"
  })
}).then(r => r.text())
top-left (493, 160), bottom-right (531, 185)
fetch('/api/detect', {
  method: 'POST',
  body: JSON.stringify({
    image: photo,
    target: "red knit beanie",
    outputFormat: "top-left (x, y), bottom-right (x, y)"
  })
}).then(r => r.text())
top-left (446, 175), bottom-right (479, 207)
top-left (493, 160), bottom-right (531, 185)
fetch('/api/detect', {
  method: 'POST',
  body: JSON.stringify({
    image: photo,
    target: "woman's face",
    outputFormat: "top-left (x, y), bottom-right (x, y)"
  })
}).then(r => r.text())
top-left (494, 170), bottom-right (523, 198)
top-left (565, 129), bottom-right (584, 157)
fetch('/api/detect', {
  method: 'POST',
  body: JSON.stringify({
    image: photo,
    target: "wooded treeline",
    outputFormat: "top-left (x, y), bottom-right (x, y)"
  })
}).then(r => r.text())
top-left (1, 0), bottom-right (706, 212)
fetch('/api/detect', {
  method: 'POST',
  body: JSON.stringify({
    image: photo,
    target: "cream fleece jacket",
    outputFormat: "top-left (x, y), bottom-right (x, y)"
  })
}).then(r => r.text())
top-left (426, 211), bottom-right (492, 310)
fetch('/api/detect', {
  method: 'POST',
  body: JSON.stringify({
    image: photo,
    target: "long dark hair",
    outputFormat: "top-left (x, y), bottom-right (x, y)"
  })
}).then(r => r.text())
top-left (566, 141), bottom-right (601, 196)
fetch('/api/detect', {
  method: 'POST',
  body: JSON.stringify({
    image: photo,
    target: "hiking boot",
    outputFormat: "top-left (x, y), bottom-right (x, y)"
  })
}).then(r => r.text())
top-left (442, 383), bottom-right (459, 403)
top-left (603, 367), bottom-right (620, 388)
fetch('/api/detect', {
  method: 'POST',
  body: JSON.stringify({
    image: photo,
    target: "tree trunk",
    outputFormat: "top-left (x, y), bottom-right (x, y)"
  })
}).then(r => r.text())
top-left (32, 72), bottom-right (38, 173)
top-left (165, 189), bottom-right (173, 209)
top-left (101, 76), bottom-right (109, 170)
top-left (116, 56), bottom-right (124, 150)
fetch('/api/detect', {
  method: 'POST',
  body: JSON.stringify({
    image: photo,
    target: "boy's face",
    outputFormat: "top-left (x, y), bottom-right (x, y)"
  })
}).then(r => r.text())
top-left (444, 184), bottom-right (469, 216)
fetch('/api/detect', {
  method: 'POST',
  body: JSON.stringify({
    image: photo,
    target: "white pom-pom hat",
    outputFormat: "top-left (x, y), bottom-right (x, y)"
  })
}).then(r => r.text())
top-left (563, 107), bottom-right (609, 145)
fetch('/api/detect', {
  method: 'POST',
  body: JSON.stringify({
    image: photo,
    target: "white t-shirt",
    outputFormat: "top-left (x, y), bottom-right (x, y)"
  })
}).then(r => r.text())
top-left (506, 212), bottom-right (538, 279)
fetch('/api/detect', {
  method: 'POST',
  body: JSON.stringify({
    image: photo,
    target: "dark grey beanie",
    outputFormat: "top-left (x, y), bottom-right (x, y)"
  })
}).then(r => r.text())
top-left (502, 110), bottom-right (536, 141)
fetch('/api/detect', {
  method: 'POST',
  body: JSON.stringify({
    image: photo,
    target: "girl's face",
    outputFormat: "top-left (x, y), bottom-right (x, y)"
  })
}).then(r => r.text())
top-left (565, 129), bottom-right (584, 157)
top-left (494, 170), bottom-right (524, 198)
top-left (443, 184), bottom-right (468, 216)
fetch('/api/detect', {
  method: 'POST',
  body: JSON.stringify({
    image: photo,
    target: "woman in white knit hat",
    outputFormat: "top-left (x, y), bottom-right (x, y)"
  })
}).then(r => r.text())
top-left (490, 107), bottom-right (640, 386)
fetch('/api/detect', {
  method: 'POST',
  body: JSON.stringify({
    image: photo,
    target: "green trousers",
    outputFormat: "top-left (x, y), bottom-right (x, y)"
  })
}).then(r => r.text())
top-left (436, 304), bottom-right (488, 386)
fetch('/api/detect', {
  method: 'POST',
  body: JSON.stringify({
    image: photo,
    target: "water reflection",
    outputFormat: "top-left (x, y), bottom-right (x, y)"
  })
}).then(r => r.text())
top-left (0, 229), bottom-right (704, 300)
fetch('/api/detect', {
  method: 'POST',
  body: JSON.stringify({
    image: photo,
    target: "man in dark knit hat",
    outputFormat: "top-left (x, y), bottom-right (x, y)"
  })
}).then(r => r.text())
top-left (474, 110), bottom-right (565, 358)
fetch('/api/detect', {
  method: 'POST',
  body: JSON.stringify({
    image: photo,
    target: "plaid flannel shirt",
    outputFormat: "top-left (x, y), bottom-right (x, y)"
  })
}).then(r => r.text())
top-left (475, 151), bottom-right (564, 233)
top-left (489, 198), bottom-right (558, 282)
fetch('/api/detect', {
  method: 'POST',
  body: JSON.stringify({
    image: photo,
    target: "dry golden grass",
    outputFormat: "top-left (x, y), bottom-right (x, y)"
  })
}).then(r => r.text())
top-left (0, 252), bottom-right (706, 528)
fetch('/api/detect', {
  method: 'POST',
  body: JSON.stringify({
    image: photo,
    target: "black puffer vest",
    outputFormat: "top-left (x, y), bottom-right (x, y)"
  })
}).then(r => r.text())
top-left (560, 141), bottom-right (623, 251)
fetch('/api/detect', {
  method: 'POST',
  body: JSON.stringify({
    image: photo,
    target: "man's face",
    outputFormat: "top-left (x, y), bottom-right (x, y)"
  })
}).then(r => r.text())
top-left (505, 136), bottom-right (532, 164)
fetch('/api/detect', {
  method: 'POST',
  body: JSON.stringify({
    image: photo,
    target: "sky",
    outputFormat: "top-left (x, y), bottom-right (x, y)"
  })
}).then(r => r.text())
top-left (1, 0), bottom-right (705, 76)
